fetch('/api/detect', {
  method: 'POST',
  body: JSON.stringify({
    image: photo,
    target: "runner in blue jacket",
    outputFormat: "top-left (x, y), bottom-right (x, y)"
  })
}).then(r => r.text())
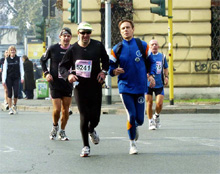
top-left (109, 19), bottom-right (156, 155)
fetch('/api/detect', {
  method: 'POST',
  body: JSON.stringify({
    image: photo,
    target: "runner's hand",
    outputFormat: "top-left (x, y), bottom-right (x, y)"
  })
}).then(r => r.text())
top-left (97, 72), bottom-right (106, 84)
top-left (46, 74), bottom-right (53, 82)
top-left (148, 75), bottom-right (155, 88)
top-left (68, 74), bottom-right (78, 83)
top-left (164, 77), bottom-right (169, 86)
top-left (113, 68), bottom-right (125, 76)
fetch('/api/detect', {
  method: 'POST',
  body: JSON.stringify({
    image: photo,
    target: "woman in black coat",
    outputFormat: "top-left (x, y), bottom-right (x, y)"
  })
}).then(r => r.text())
top-left (22, 55), bottom-right (36, 99)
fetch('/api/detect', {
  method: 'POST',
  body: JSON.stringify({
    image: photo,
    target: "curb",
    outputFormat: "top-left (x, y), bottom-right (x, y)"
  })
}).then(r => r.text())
top-left (1, 103), bottom-right (220, 114)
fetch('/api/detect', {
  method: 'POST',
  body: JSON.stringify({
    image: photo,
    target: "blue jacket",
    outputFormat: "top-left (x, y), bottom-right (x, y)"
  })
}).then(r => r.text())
top-left (109, 38), bottom-right (156, 94)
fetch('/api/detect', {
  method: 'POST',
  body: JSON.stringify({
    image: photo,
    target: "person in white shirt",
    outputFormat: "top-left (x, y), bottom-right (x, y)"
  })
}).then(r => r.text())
top-left (2, 46), bottom-right (24, 115)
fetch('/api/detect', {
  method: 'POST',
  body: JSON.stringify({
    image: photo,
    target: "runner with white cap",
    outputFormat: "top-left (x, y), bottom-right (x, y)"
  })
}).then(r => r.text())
top-left (59, 22), bottom-right (109, 157)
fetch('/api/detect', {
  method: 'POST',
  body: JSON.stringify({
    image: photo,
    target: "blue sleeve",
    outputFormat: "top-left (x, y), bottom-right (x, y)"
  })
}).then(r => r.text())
top-left (108, 45), bottom-right (119, 77)
top-left (143, 41), bottom-right (156, 75)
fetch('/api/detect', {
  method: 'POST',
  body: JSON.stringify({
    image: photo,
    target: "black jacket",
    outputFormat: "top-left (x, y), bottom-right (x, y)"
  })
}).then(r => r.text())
top-left (23, 59), bottom-right (36, 91)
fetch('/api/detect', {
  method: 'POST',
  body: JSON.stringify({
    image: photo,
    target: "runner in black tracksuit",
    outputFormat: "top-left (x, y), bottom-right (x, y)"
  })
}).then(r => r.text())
top-left (59, 22), bottom-right (109, 157)
top-left (40, 27), bottom-right (73, 141)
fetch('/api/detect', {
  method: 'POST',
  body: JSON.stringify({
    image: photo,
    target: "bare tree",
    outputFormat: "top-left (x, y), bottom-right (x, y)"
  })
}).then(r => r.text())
top-left (0, 0), bottom-right (63, 44)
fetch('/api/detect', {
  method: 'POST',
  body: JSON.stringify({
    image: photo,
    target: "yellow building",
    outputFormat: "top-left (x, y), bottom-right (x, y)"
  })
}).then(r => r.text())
top-left (60, 0), bottom-right (220, 87)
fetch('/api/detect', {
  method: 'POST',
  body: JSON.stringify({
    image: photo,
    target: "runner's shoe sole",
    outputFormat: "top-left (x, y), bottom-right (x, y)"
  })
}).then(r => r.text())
top-left (149, 125), bottom-right (156, 130)
top-left (50, 136), bottom-right (56, 140)
top-left (129, 146), bottom-right (138, 155)
top-left (80, 146), bottom-right (90, 157)
top-left (9, 111), bottom-right (14, 115)
top-left (80, 153), bottom-right (90, 157)
top-left (58, 136), bottom-right (69, 141)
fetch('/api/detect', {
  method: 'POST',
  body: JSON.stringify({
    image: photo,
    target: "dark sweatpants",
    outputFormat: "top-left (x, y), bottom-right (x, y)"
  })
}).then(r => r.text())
top-left (6, 77), bottom-right (19, 98)
top-left (74, 87), bottom-right (102, 147)
top-left (25, 89), bottom-right (34, 99)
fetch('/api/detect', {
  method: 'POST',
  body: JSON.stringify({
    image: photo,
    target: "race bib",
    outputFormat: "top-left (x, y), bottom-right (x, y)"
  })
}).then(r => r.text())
top-left (75, 60), bottom-right (92, 78)
top-left (156, 61), bottom-right (162, 74)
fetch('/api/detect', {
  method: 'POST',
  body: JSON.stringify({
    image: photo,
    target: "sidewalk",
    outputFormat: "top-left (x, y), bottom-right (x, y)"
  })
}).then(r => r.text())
top-left (1, 95), bottom-right (220, 114)
top-left (1, 87), bottom-right (220, 114)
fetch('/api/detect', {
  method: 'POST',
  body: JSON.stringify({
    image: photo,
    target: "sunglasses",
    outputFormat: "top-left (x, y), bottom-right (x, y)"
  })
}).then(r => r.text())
top-left (79, 31), bottom-right (91, 35)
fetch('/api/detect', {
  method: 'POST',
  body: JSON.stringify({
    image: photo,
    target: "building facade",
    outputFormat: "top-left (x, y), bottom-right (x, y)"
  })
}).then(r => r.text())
top-left (60, 0), bottom-right (220, 87)
top-left (0, 26), bottom-right (24, 57)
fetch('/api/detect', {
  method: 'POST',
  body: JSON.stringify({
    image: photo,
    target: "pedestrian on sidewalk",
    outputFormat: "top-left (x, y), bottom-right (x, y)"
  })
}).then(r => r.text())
top-left (33, 63), bottom-right (42, 80)
top-left (109, 19), bottom-right (156, 155)
top-left (2, 46), bottom-right (24, 115)
top-left (22, 55), bottom-right (35, 99)
top-left (40, 27), bottom-right (73, 141)
top-left (0, 50), bottom-right (9, 110)
top-left (59, 22), bottom-right (109, 157)
top-left (145, 39), bottom-right (169, 130)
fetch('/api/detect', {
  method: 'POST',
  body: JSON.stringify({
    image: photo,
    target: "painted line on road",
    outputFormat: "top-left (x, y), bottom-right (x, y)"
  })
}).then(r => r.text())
top-left (0, 145), bottom-right (17, 153)
top-left (102, 137), bottom-right (127, 140)
top-left (101, 137), bottom-right (151, 145)
top-left (165, 137), bottom-right (220, 147)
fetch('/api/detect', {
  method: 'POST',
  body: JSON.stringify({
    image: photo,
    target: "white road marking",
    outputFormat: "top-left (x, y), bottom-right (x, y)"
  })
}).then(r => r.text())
top-left (165, 137), bottom-right (220, 147)
top-left (102, 137), bottom-right (127, 140)
top-left (0, 146), bottom-right (17, 153)
top-left (101, 137), bottom-right (152, 145)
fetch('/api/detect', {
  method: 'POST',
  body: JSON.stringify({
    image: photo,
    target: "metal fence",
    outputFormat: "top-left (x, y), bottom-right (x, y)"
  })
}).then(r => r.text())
top-left (101, 0), bottom-right (133, 47)
top-left (211, 1), bottom-right (220, 60)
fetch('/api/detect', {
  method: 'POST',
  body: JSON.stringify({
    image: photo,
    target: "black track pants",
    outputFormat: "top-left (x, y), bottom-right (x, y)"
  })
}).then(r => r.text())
top-left (74, 88), bottom-right (102, 147)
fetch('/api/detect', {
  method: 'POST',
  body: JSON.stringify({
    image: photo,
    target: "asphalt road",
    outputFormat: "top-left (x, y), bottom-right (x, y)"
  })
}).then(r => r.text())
top-left (0, 111), bottom-right (220, 174)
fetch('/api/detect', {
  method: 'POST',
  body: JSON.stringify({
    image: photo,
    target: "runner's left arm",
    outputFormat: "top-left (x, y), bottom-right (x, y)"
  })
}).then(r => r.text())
top-left (109, 45), bottom-right (119, 77)
top-left (59, 48), bottom-right (74, 80)
top-left (100, 43), bottom-right (109, 72)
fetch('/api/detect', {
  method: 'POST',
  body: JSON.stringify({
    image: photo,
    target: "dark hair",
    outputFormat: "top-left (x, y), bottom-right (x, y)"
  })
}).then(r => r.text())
top-left (22, 55), bottom-right (28, 60)
top-left (59, 27), bottom-right (72, 36)
top-left (118, 19), bottom-right (134, 29)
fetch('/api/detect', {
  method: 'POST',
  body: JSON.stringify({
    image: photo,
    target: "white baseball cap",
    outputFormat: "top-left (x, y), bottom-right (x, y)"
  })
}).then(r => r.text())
top-left (77, 22), bottom-right (93, 31)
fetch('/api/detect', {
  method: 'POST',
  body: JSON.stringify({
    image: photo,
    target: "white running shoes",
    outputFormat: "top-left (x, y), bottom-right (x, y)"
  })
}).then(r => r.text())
top-left (50, 125), bottom-right (69, 141)
top-left (8, 108), bottom-right (14, 115)
top-left (149, 120), bottom-right (156, 130)
top-left (58, 130), bottom-right (69, 141)
top-left (89, 130), bottom-right (100, 145)
top-left (8, 105), bottom-right (17, 115)
top-left (49, 125), bottom-right (59, 140)
top-left (153, 114), bottom-right (161, 128)
top-left (80, 146), bottom-right (90, 157)
top-left (12, 104), bottom-right (17, 114)
top-left (149, 114), bottom-right (161, 130)
top-left (129, 142), bottom-right (138, 155)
